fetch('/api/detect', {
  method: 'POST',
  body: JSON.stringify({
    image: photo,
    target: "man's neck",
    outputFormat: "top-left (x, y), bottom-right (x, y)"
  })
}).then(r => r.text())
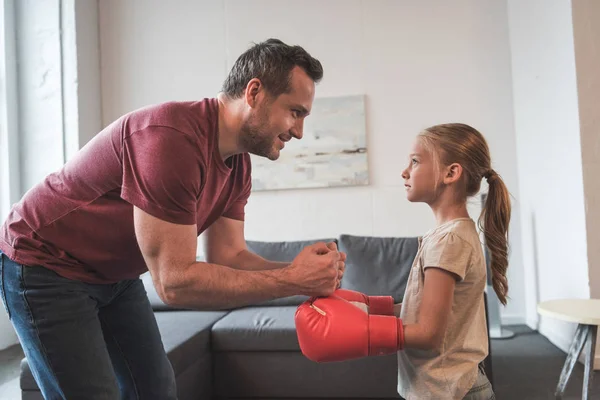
top-left (217, 93), bottom-right (245, 161)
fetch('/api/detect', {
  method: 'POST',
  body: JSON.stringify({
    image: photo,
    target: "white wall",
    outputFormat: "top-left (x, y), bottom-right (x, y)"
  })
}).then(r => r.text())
top-left (99, 0), bottom-right (525, 324)
top-left (507, 0), bottom-right (590, 356)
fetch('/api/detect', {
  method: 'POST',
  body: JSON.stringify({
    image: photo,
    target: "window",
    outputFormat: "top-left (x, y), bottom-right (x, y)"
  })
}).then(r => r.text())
top-left (0, 0), bottom-right (19, 221)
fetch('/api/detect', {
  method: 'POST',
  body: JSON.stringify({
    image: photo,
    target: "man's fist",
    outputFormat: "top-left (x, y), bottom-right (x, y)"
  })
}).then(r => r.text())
top-left (285, 242), bottom-right (344, 297)
top-left (295, 295), bottom-right (404, 362)
top-left (325, 242), bottom-right (346, 287)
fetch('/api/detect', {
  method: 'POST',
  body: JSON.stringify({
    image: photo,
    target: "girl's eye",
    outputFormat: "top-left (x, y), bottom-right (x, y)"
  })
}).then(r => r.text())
top-left (412, 158), bottom-right (418, 165)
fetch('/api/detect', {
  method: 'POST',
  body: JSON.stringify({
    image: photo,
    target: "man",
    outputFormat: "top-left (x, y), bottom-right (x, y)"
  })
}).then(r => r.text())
top-left (0, 38), bottom-right (344, 399)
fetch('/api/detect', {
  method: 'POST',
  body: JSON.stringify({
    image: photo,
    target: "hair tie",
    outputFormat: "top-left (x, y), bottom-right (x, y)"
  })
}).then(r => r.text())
top-left (484, 169), bottom-right (497, 183)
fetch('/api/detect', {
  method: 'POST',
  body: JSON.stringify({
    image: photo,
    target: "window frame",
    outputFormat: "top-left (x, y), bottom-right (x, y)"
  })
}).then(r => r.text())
top-left (0, 0), bottom-right (20, 220)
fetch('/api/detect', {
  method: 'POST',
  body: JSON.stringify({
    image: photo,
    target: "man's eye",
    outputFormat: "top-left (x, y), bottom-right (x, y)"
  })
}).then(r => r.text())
top-left (292, 110), bottom-right (299, 118)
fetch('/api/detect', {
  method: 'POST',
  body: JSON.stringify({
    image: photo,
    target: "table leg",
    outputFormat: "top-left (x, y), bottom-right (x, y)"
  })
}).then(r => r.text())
top-left (555, 324), bottom-right (589, 399)
top-left (583, 324), bottom-right (597, 400)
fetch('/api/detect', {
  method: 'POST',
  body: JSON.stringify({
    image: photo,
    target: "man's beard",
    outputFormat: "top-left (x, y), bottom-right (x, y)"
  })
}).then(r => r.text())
top-left (239, 114), bottom-right (280, 161)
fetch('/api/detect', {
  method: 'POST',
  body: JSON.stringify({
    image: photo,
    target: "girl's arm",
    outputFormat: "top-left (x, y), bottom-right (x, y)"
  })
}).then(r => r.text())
top-left (403, 267), bottom-right (457, 350)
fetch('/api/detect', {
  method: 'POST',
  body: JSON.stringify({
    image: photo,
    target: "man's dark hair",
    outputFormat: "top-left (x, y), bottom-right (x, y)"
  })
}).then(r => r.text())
top-left (222, 38), bottom-right (323, 99)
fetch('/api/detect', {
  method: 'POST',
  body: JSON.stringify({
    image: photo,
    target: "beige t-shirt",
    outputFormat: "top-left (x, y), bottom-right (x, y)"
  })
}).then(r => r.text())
top-left (397, 218), bottom-right (488, 400)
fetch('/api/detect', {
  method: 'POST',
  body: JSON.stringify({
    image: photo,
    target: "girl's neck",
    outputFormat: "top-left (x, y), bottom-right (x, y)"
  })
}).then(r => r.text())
top-left (429, 198), bottom-right (470, 226)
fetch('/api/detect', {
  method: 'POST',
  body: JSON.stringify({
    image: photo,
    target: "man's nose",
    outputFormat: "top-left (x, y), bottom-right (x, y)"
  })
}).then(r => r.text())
top-left (291, 120), bottom-right (304, 140)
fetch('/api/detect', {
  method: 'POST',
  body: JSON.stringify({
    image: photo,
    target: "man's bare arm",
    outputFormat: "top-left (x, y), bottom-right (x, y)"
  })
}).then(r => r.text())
top-left (203, 217), bottom-right (288, 271)
top-left (134, 207), bottom-right (340, 310)
top-left (204, 217), bottom-right (346, 279)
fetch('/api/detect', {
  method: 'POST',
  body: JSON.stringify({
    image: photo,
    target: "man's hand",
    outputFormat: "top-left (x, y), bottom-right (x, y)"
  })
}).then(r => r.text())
top-left (324, 241), bottom-right (346, 288)
top-left (284, 242), bottom-right (345, 297)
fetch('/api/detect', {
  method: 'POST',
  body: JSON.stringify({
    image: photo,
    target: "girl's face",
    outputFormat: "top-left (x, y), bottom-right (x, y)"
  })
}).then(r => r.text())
top-left (401, 139), bottom-right (441, 203)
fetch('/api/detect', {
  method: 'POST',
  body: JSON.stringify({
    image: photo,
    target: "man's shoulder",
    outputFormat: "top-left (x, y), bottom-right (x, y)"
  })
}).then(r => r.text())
top-left (150, 98), bottom-right (216, 115)
top-left (124, 98), bottom-right (218, 134)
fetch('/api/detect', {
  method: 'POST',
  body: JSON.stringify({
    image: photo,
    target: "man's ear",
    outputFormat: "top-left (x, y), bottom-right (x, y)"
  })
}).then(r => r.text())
top-left (443, 163), bottom-right (463, 184)
top-left (244, 78), bottom-right (263, 108)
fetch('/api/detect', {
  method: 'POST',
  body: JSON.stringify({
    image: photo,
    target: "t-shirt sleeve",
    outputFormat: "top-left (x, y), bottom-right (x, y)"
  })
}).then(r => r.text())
top-left (222, 154), bottom-right (252, 221)
top-left (422, 232), bottom-right (473, 281)
top-left (120, 126), bottom-right (203, 225)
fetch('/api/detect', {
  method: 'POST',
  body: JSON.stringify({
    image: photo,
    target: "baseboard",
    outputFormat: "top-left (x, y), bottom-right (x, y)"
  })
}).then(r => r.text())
top-left (539, 323), bottom-right (573, 353)
top-left (525, 316), bottom-right (538, 330)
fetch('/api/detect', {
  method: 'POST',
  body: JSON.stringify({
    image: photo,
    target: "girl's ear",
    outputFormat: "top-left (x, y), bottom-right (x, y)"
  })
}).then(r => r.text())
top-left (443, 163), bottom-right (463, 184)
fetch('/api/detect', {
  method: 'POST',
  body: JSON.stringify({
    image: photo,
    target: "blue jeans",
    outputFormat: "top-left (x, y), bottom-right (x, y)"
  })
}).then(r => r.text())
top-left (0, 252), bottom-right (176, 400)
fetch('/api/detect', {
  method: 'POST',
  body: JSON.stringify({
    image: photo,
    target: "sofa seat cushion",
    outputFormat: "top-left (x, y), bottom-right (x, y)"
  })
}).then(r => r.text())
top-left (20, 310), bottom-right (227, 391)
top-left (339, 234), bottom-right (419, 303)
top-left (211, 306), bottom-right (300, 352)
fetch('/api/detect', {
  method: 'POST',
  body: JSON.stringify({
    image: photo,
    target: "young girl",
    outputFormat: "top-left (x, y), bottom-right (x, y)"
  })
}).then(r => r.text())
top-left (395, 122), bottom-right (510, 399)
top-left (296, 123), bottom-right (510, 400)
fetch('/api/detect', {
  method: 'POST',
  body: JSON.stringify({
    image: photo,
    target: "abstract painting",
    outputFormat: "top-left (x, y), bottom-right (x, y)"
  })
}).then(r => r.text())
top-left (250, 94), bottom-right (369, 191)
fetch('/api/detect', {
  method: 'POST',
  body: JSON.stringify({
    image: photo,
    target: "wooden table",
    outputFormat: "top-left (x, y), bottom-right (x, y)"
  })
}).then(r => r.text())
top-left (537, 299), bottom-right (600, 400)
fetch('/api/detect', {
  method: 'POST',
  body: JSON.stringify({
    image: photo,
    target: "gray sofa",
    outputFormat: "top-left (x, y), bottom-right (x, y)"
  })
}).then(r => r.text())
top-left (20, 234), bottom-right (493, 400)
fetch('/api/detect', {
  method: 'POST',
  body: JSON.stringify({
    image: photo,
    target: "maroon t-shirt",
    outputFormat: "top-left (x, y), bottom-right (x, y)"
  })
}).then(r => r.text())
top-left (0, 98), bottom-right (252, 283)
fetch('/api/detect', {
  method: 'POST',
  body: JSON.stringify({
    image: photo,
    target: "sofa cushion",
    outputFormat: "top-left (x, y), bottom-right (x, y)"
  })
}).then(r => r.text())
top-left (246, 237), bottom-right (337, 261)
top-left (211, 306), bottom-right (299, 352)
top-left (246, 238), bottom-right (337, 306)
top-left (338, 234), bottom-right (419, 303)
top-left (20, 310), bottom-right (227, 392)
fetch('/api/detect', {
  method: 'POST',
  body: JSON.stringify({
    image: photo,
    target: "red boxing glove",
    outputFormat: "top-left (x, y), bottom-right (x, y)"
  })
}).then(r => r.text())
top-left (333, 288), bottom-right (395, 315)
top-left (295, 295), bottom-right (405, 363)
